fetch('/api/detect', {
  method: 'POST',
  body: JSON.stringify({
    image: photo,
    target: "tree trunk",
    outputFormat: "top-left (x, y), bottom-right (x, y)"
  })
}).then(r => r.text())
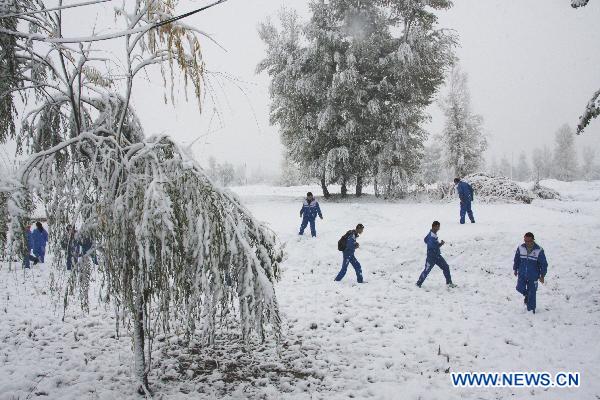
top-left (355, 175), bottom-right (363, 197)
top-left (320, 174), bottom-right (330, 198)
top-left (133, 290), bottom-right (150, 395)
top-left (341, 177), bottom-right (347, 197)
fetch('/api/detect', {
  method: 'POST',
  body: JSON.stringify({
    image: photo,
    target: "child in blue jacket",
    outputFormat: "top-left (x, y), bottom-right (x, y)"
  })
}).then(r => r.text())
top-left (416, 221), bottom-right (455, 288)
top-left (513, 232), bottom-right (548, 314)
top-left (299, 192), bottom-right (323, 237)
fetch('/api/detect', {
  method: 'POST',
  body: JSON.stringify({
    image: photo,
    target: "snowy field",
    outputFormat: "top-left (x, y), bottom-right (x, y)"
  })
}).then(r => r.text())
top-left (1, 180), bottom-right (599, 399)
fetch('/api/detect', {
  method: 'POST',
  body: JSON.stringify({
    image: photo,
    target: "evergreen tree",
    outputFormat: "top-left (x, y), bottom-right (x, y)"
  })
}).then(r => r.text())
top-left (420, 143), bottom-right (444, 184)
top-left (553, 124), bottom-right (578, 181)
top-left (258, 1), bottom-right (455, 197)
top-left (441, 66), bottom-right (487, 178)
top-left (532, 146), bottom-right (553, 182)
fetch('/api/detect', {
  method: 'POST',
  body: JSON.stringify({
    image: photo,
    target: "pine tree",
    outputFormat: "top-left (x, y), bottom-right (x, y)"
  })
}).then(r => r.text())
top-left (441, 66), bottom-right (487, 178)
top-left (420, 143), bottom-right (444, 184)
top-left (258, 1), bottom-right (455, 197)
top-left (553, 124), bottom-right (578, 181)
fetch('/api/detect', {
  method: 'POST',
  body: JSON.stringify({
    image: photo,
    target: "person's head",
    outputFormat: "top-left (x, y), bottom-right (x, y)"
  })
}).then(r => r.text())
top-left (524, 232), bottom-right (535, 246)
top-left (36, 221), bottom-right (43, 231)
top-left (356, 223), bottom-right (364, 235)
top-left (453, 178), bottom-right (460, 184)
top-left (431, 220), bottom-right (441, 233)
top-left (306, 192), bottom-right (313, 200)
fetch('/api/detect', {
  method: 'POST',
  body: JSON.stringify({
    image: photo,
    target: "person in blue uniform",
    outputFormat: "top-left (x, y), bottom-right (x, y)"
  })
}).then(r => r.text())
top-left (416, 221), bottom-right (455, 288)
top-left (513, 232), bottom-right (548, 314)
top-left (299, 192), bottom-right (323, 237)
top-left (454, 178), bottom-right (475, 224)
top-left (334, 224), bottom-right (364, 283)
top-left (31, 221), bottom-right (49, 263)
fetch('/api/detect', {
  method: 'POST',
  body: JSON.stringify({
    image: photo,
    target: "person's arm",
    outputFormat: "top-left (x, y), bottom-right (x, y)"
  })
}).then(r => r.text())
top-left (300, 203), bottom-right (304, 217)
top-left (469, 184), bottom-right (474, 201)
top-left (317, 202), bottom-right (323, 219)
top-left (538, 249), bottom-right (548, 282)
top-left (513, 248), bottom-right (520, 276)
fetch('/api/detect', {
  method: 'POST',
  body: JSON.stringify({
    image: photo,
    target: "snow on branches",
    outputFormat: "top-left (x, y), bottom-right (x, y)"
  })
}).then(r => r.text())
top-left (1, 0), bottom-right (283, 394)
top-left (258, 0), bottom-right (455, 197)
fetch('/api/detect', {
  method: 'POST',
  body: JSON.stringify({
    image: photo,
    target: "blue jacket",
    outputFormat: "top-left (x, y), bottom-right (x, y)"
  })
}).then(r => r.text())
top-left (343, 231), bottom-right (359, 256)
top-left (457, 181), bottom-right (474, 202)
top-left (513, 243), bottom-right (548, 279)
top-left (31, 228), bottom-right (48, 250)
top-left (300, 198), bottom-right (323, 220)
top-left (424, 231), bottom-right (442, 260)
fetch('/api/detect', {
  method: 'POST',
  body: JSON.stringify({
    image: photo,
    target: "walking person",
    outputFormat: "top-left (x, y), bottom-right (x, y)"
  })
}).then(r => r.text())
top-left (299, 192), bottom-right (323, 237)
top-left (416, 221), bottom-right (455, 288)
top-left (513, 232), bottom-right (548, 314)
top-left (454, 177), bottom-right (475, 224)
top-left (31, 221), bottom-right (49, 263)
top-left (23, 224), bottom-right (39, 269)
top-left (334, 224), bottom-right (364, 283)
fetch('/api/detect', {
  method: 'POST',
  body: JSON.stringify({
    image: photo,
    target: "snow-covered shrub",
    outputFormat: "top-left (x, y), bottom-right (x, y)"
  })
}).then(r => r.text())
top-left (532, 182), bottom-right (561, 200)
top-left (463, 173), bottom-right (534, 204)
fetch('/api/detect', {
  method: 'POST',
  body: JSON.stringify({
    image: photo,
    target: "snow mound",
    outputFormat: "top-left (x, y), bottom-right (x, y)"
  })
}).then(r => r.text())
top-left (464, 173), bottom-right (534, 204)
top-left (532, 182), bottom-right (561, 200)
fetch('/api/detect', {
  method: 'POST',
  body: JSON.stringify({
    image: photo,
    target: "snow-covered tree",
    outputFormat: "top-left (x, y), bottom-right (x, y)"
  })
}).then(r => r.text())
top-left (440, 66), bottom-right (487, 178)
top-left (581, 147), bottom-right (599, 180)
top-left (531, 146), bottom-right (553, 181)
top-left (258, 1), bottom-right (455, 197)
top-left (552, 124), bottom-right (579, 181)
top-left (569, 0), bottom-right (599, 133)
top-left (1, 0), bottom-right (282, 394)
top-left (515, 151), bottom-right (531, 181)
top-left (419, 142), bottom-right (444, 184)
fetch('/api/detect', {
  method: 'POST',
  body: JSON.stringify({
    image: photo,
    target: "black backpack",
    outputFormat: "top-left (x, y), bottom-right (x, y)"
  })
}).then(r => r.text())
top-left (337, 230), bottom-right (354, 251)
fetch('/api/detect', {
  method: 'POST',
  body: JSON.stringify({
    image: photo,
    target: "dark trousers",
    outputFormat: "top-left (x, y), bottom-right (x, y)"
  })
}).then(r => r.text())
top-left (335, 253), bottom-right (363, 283)
top-left (460, 201), bottom-right (475, 224)
top-left (33, 247), bottom-right (45, 263)
top-left (516, 273), bottom-right (538, 311)
top-left (299, 217), bottom-right (317, 237)
top-left (417, 256), bottom-right (452, 286)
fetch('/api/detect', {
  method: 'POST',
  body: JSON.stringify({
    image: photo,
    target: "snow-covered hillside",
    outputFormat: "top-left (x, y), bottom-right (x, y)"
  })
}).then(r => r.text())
top-left (1, 180), bottom-right (599, 399)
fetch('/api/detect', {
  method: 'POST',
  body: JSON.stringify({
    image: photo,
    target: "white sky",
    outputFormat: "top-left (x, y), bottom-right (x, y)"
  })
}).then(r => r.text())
top-left (4, 0), bottom-right (600, 172)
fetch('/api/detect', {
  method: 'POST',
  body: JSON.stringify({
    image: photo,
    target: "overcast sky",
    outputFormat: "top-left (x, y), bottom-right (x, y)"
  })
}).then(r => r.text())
top-left (5, 0), bottom-right (600, 173)
top-left (149, 0), bottom-right (600, 171)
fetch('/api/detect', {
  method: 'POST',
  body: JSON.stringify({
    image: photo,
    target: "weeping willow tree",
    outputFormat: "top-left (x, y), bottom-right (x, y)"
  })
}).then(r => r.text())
top-left (1, 0), bottom-right (282, 395)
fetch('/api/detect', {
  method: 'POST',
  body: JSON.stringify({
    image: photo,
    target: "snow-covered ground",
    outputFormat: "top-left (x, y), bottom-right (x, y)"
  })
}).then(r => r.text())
top-left (1, 180), bottom-right (599, 399)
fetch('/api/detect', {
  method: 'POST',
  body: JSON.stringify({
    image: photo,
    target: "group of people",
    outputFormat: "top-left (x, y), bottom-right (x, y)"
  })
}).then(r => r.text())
top-left (23, 223), bottom-right (97, 270)
top-left (298, 177), bottom-right (549, 314)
